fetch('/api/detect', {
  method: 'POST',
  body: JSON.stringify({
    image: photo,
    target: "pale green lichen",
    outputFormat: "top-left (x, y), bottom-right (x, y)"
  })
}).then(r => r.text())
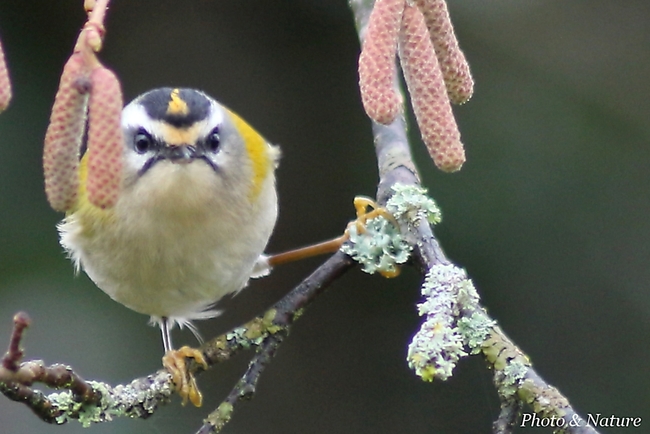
top-left (518, 379), bottom-right (569, 417)
top-left (456, 278), bottom-right (480, 310)
top-left (457, 311), bottom-right (496, 354)
top-left (47, 374), bottom-right (173, 426)
top-left (227, 312), bottom-right (283, 348)
top-left (204, 401), bottom-right (234, 432)
top-left (386, 183), bottom-right (441, 226)
top-left (49, 391), bottom-right (85, 425)
top-left (340, 185), bottom-right (472, 381)
top-left (407, 319), bottom-right (466, 381)
top-left (407, 264), bottom-right (471, 381)
top-left (341, 183), bottom-right (441, 275)
top-left (49, 381), bottom-right (122, 426)
top-left (500, 359), bottom-right (529, 397)
top-left (226, 326), bottom-right (253, 349)
top-left (341, 215), bottom-right (411, 275)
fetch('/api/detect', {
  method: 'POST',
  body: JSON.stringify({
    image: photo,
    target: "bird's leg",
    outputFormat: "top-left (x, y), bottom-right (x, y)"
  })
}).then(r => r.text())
top-left (266, 235), bottom-right (348, 267)
top-left (161, 317), bottom-right (173, 353)
top-left (160, 317), bottom-right (208, 407)
top-left (267, 196), bottom-right (398, 267)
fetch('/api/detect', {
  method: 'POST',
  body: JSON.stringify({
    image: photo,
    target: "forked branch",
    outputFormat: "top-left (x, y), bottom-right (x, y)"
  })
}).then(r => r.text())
top-left (0, 1), bottom-right (603, 433)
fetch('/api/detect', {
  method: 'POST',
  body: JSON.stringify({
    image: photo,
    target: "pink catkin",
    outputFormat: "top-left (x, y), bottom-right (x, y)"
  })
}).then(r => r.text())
top-left (87, 66), bottom-right (123, 209)
top-left (414, 0), bottom-right (473, 105)
top-left (358, 0), bottom-right (405, 125)
top-left (399, 4), bottom-right (465, 172)
top-left (0, 38), bottom-right (11, 112)
top-left (43, 53), bottom-right (89, 212)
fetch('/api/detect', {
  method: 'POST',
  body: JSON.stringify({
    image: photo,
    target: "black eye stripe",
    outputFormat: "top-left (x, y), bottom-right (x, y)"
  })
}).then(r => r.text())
top-left (138, 155), bottom-right (163, 177)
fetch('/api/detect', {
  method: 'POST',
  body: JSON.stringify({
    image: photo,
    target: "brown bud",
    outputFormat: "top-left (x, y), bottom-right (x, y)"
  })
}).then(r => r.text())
top-left (0, 38), bottom-right (12, 112)
top-left (43, 53), bottom-right (89, 212)
top-left (414, 0), bottom-right (473, 104)
top-left (358, 0), bottom-right (405, 125)
top-left (84, 22), bottom-right (105, 53)
top-left (87, 66), bottom-right (123, 209)
top-left (84, 0), bottom-right (96, 15)
top-left (399, 4), bottom-right (465, 172)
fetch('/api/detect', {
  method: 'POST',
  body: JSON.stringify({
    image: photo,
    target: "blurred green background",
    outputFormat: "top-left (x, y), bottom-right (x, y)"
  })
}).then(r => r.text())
top-left (1, 1), bottom-right (649, 433)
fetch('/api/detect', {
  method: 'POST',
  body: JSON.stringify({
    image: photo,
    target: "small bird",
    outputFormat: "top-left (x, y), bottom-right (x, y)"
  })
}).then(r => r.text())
top-left (57, 87), bottom-right (280, 404)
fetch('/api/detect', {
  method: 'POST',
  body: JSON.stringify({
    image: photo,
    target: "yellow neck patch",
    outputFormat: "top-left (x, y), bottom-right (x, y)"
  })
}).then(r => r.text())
top-left (69, 154), bottom-right (116, 231)
top-left (227, 109), bottom-right (269, 200)
top-left (167, 88), bottom-right (189, 116)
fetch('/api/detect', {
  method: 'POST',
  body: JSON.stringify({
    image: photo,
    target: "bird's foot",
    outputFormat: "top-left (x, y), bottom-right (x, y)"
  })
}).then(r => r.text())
top-left (347, 196), bottom-right (399, 235)
top-left (346, 196), bottom-right (401, 278)
top-left (162, 346), bottom-right (208, 407)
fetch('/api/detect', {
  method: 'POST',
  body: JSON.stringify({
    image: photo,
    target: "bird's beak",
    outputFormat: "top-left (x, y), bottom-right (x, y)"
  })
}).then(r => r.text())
top-left (164, 145), bottom-right (199, 164)
top-left (138, 144), bottom-right (216, 178)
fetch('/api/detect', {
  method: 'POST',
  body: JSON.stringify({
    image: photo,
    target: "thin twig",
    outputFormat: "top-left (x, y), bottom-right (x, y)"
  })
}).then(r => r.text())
top-left (0, 313), bottom-right (102, 423)
top-left (492, 396), bottom-right (522, 434)
top-left (196, 251), bottom-right (355, 433)
top-left (2, 312), bottom-right (30, 371)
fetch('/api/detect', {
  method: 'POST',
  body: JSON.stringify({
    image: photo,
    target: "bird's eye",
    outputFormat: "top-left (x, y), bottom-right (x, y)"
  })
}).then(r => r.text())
top-left (134, 130), bottom-right (154, 154)
top-left (206, 128), bottom-right (220, 152)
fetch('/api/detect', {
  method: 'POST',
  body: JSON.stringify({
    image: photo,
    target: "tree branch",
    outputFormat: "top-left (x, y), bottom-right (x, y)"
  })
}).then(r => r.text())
top-left (0, 1), bottom-right (606, 433)
top-left (350, 1), bottom-right (603, 432)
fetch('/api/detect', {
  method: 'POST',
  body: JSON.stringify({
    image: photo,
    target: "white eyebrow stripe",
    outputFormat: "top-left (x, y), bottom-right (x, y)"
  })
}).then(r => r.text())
top-left (206, 100), bottom-right (225, 128)
top-left (121, 103), bottom-right (159, 133)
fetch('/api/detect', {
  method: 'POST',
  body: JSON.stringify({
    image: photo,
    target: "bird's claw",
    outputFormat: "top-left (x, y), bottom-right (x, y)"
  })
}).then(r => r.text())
top-left (349, 196), bottom-right (399, 234)
top-left (347, 196), bottom-right (402, 278)
top-left (162, 345), bottom-right (208, 407)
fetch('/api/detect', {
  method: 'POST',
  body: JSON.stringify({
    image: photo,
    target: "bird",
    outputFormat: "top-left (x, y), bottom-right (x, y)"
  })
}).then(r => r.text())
top-left (57, 87), bottom-right (280, 405)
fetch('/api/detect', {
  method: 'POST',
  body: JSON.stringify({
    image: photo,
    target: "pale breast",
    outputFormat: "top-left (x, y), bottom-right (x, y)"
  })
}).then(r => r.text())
top-left (59, 168), bottom-right (277, 320)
